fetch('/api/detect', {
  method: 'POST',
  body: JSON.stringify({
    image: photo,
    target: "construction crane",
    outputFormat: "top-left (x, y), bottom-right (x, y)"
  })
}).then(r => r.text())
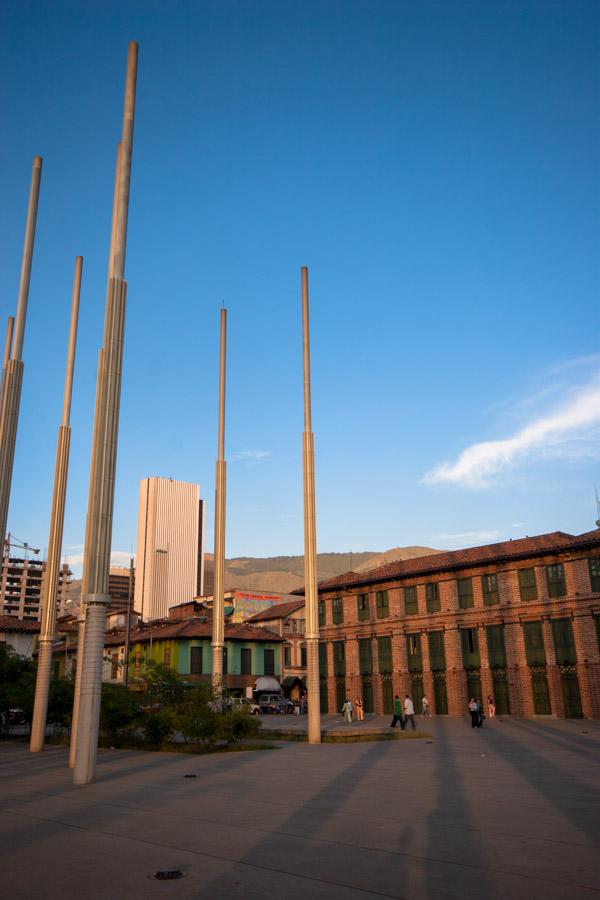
top-left (3, 533), bottom-right (40, 560)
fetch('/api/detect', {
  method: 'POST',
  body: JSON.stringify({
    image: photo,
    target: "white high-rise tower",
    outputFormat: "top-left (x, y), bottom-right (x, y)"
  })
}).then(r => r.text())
top-left (134, 477), bottom-right (205, 620)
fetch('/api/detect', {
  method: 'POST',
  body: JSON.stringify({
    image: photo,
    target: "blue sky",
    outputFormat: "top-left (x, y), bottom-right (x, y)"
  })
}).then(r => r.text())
top-left (1, 1), bottom-right (599, 574)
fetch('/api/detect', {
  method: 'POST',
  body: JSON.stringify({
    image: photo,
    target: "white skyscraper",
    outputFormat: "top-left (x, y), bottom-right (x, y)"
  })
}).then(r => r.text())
top-left (134, 477), bottom-right (205, 621)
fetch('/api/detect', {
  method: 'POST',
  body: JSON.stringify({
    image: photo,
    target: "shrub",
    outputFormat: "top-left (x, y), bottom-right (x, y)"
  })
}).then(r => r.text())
top-left (99, 683), bottom-right (143, 744)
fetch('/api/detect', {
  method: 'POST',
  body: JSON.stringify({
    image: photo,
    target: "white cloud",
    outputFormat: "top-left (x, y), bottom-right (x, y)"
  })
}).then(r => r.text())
top-left (63, 549), bottom-right (132, 571)
top-left (231, 449), bottom-right (271, 461)
top-left (433, 530), bottom-right (500, 544)
top-left (423, 375), bottom-right (600, 488)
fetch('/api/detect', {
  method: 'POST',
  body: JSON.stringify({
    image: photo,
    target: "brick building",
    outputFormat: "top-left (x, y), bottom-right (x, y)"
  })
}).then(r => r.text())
top-left (294, 529), bottom-right (600, 719)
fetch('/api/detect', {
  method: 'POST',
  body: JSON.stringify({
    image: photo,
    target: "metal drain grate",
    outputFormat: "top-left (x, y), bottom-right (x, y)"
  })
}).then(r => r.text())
top-left (152, 869), bottom-right (185, 881)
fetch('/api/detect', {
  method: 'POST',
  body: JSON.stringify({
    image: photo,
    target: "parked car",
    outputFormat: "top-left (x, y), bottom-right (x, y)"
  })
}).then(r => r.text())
top-left (226, 697), bottom-right (260, 716)
top-left (258, 694), bottom-right (295, 714)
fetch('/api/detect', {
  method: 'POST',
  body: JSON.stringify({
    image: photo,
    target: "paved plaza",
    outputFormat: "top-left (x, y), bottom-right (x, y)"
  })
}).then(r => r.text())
top-left (1, 716), bottom-right (599, 899)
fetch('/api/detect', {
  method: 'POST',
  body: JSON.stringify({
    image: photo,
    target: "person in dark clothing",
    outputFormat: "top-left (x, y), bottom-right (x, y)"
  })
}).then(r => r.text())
top-left (476, 699), bottom-right (484, 727)
top-left (390, 694), bottom-right (404, 728)
top-left (468, 698), bottom-right (478, 728)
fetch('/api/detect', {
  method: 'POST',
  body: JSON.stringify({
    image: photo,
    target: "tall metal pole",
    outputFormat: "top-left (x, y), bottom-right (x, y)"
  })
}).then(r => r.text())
top-left (72, 42), bottom-right (138, 785)
top-left (211, 309), bottom-right (227, 702)
top-left (0, 157), bottom-right (42, 545)
top-left (0, 318), bottom-right (15, 440)
top-left (30, 256), bottom-right (83, 753)
top-left (69, 139), bottom-right (123, 769)
top-left (301, 267), bottom-right (321, 744)
top-left (123, 556), bottom-right (134, 687)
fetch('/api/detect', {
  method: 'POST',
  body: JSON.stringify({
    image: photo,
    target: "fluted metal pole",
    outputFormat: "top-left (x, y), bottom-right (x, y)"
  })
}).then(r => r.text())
top-left (73, 42), bottom-right (138, 785)
top-left (211, 309), bottom-right (227, 703)
top-left (301, 267), bottom-right (321, 745)
top-left (0, 157), bottom-right (42, 545)
top-left (0, 318), bottom-right (15, 443)
top-left (69, 139), bottom-right (123, 768)
top-left (30, 256), bottom-right (82, 753)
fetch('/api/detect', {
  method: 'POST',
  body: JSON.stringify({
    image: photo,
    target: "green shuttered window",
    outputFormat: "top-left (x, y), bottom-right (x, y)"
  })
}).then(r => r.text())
top-left (457, 577), bottom-right (474, 609)
top-left (333, 640), bottom-right (346, 676)
top-left (357, 593), bottom-right (370, 621)
top-left (404, 585), bottom-right (418, 615)
top-left (377, 636), bottom-right (393, 673)
top-left (546, 564), bottom-right (566, 598)
top-left (332, 596), bottom-right (344, 625)
top-left (482, 573), bottom-right (499, 606)
top-left (376, 590), bottom-right (390, 619)
top-left (425, 582), bottom-right (440, 613)
top-left (589, 559), bottom-right (600, 593)
top-left (428, 630), bottom-right (446, 671)
top-left (523, 621), bottom-right (546, 666)
top-left (551, 618), bottom-right (577, 665)
top-left (486, 624), bottom-right (507, 668)
top-left (518, 568), bottom-right (538, 602)
top-left (358, 638), bottom-right (373, 674)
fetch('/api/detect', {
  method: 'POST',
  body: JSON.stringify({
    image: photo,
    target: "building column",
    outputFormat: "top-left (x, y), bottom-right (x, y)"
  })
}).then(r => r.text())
top-left (326, 640), bottom-right (336, 713)
top-left (571, 612), bottom-right (600, 718)
top-left (542, 617), bottom-right (563, 717)
top-left (419, 630), bottom-right (434, 714)
top-left (345, 637), bottom-right (360, 706)
top-left (504, 620), bottom-right (534, 717)
top-left (392, 630), bottom-right (410, 698)
top-left (445, 625), bottom-right (467, 716)
top-left (477, 624), bottom-right (494, 708)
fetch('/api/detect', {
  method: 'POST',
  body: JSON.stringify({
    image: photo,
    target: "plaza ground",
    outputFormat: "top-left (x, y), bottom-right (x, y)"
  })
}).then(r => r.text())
top-left (1, 716), bottom-right (599, 899)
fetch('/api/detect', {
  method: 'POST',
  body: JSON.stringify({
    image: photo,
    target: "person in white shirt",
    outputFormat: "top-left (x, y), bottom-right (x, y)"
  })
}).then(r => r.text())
top-left (403, 695), bottom-right (416, 731)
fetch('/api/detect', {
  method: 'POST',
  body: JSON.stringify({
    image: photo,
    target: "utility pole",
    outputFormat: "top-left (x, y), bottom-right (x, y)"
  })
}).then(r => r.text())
top-left (30, 256), bottom-right (83, 752)
top-left (72, 42), bottom-right (138, 785)
top-left (211, 309), bottom-right (227, 704)
top-left (301, 267), bottom-right (321, 745)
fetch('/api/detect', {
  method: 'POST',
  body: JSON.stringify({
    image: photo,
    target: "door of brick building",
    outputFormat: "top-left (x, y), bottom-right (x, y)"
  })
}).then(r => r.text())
top-left (492, 670), bottom-right (511, 715)
top-left (560, 669), bottom-right (583, 718)
top-left (433, 671), bottom-right (448, 714)
top-left (381, 675), bottom-right (394, 715)
top-left (361, 677), bottom-right (374, 713)
top-left (530, 668), bottom-right (552, 714)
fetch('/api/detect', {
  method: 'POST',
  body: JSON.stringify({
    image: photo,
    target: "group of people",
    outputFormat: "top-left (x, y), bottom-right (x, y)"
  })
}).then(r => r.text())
top-left (340, 692), bottom-right (497, 729)
top-left (468, 694), bottom-right (496, 728)
top-left (390, 694), bottom-right (420, 731)
top-left (341, 697), bottom-right (364, 722)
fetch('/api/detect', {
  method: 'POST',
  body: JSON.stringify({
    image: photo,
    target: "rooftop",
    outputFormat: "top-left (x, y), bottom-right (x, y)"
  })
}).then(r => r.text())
top-left (292, 529), bottom-right (600, 594)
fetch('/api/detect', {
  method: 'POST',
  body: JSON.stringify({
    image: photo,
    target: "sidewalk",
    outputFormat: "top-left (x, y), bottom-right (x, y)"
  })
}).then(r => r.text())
top-left (2, 716), bottom-right (599, 899)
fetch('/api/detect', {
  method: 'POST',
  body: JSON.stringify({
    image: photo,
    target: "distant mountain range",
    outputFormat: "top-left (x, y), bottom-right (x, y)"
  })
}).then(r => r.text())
top-left (213, 546), bottom-right (442, 595)
top-left (67, 546), bottom-right (441, 606)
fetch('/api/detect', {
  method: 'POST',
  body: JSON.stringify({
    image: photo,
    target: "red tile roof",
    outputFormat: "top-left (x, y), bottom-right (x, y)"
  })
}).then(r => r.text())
top-left (246, 599), bottom-right (305, 622)
top-left (101, 616), bottom-right (283, 647)
top-left (0, 615), bottom-right (40, 633)
top-left (292, 530), bottom-right (600, 594)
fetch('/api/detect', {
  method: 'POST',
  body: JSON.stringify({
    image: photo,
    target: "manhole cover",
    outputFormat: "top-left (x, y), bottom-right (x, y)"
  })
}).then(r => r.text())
top-left (151, 869), bottom-right (185, 881)
top-left (183, 774), bottom-right (197, 778)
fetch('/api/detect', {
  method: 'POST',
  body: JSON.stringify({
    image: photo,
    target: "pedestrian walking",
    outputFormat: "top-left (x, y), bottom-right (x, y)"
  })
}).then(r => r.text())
top-left (390, 694), bottom-right (404, 728)
top-left (476, 699), bottom-right (484, 727)
top-left (487, 694), bottom-right (496, 719)
top-left (355, 698), bottom-right (364, 721)
top-left (422, 695), bottom-right (430, 717)
top-left (468, 697), bottom-right (478, 728)
top-left (341, 697), bottom-right (353, 723)
top-left (403, 695), bottom-right (416, 731)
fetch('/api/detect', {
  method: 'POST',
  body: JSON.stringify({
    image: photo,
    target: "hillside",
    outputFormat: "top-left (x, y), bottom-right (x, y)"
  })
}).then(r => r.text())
top-left (65, 547), bottom-right (442, 606)
top-left (218, 546), bottom-right (441, 594)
